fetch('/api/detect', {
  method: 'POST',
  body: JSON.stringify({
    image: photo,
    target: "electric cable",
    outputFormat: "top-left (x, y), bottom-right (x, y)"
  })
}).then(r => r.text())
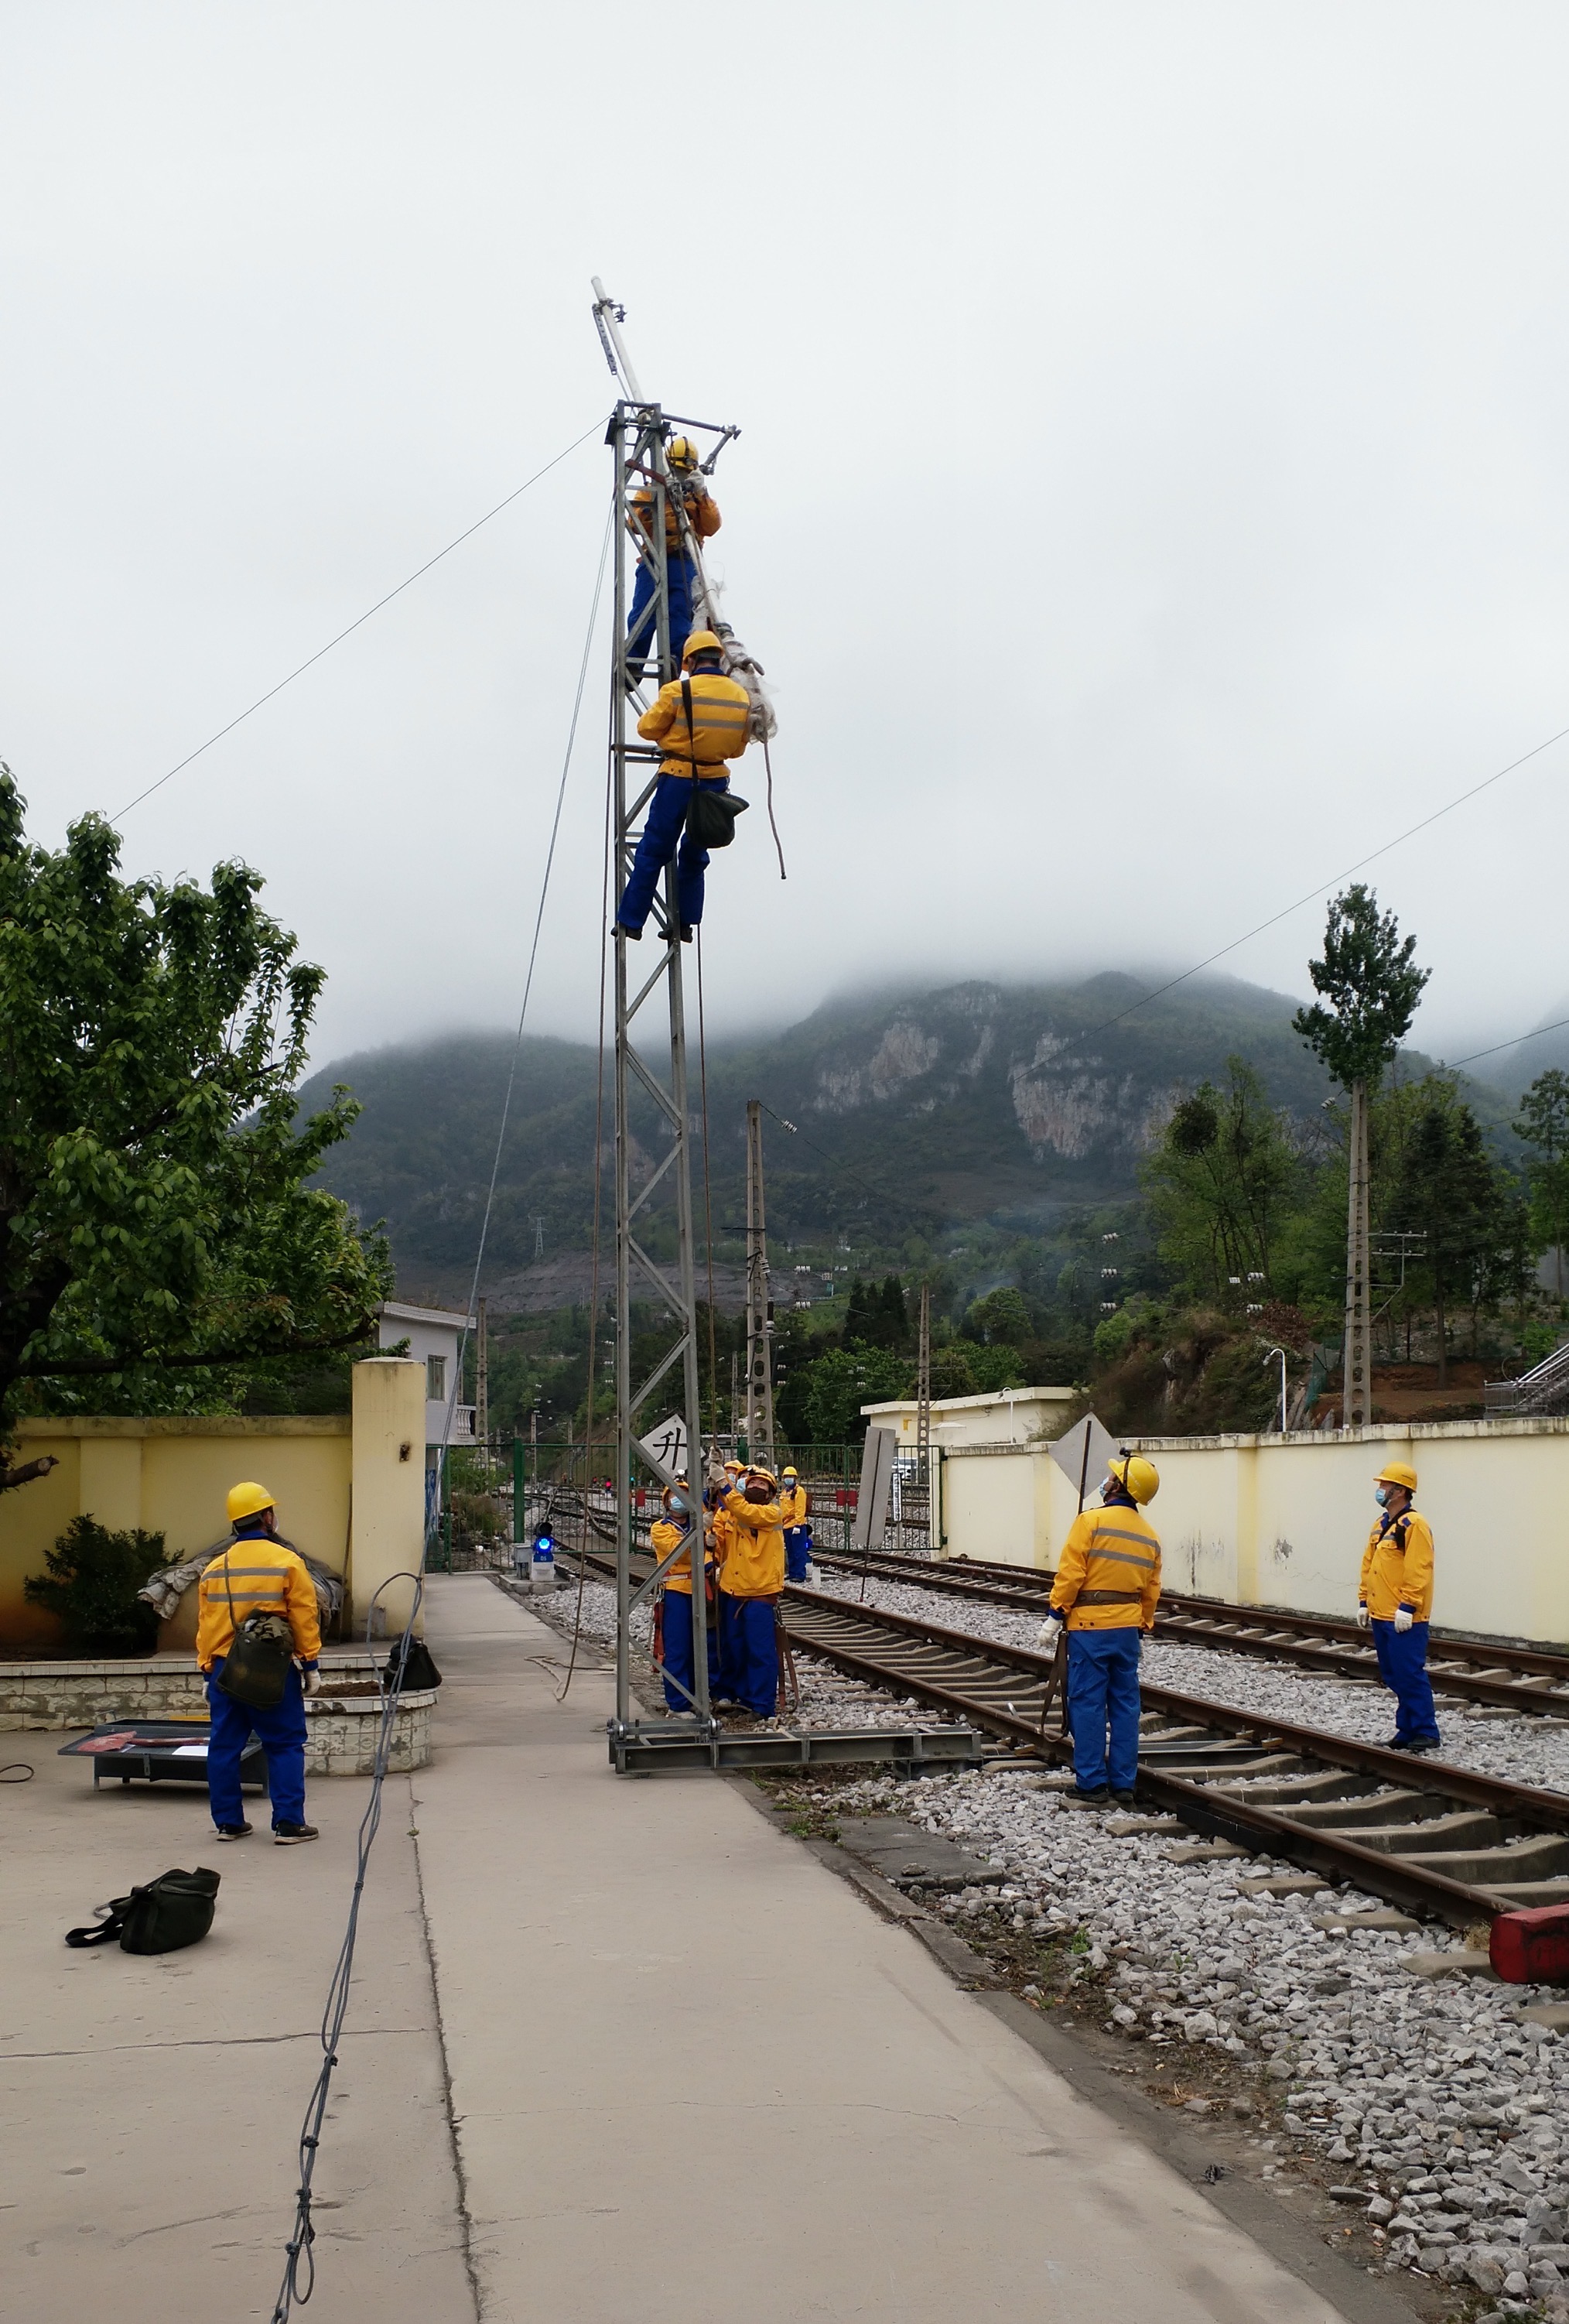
top-left (111, 417), bottom-right (606, 823)
top-left (1071, 717), bottom-right (1569, 1048)
top-left (267, 490), bottom-right (614, 2322)
top-left (1441, 1015), bottom-right (1569, 1074)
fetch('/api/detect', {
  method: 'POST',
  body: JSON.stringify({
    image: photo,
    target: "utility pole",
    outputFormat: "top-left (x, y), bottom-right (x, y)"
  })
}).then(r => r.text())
top-left (743, 1100), bottom-right (775, 1465)
top-left (475, 1295), bottom-right (489, 1478)
top-left (915, 1282), bottom-right (932, 1551)
top-left (532, 1217), bottom-right (545, 1261)
top-left (1343, 1079), bottom-right (1371, 1429)
top-left (593, 278), bottom-right (715, 1742)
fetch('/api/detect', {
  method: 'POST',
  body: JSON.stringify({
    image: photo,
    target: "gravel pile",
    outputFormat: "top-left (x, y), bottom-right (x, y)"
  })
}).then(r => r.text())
top-left (810, 1569), bottom-right (1569, 1795)
top-left (819, 1756), bottom-right (1569, 2312)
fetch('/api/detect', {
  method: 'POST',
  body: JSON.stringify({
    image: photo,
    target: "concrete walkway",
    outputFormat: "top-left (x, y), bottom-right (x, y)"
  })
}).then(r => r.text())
top-left (4, 1577), bottom-right (1361, 2322)
top-left (414, 1575), bottom-right (1355, 2324)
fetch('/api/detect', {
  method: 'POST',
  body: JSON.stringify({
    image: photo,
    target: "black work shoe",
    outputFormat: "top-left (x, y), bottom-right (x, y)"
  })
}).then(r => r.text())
top-left (1403, 1737), bottom-right (1440, 1755)
top-left (1383, 1736), bottom-right (1409, 1751)
top-left (614, 921), bottom-right (642, 943)
top-left (679, 925), bottom-right (695, 943)
top-left (272, 1821), bottom-right (320, 1845)
top-left (1111, 1789), bottom-right (1137, 1808)
top-left (1066, 1787), bottom-right (1112, 1807)
top-left (215, 1822), bottom-right (252, 1840)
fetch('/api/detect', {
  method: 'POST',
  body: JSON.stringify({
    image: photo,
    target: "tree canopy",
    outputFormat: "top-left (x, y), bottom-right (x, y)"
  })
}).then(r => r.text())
top-left (0, 768), bottom-right (391, 1483)
top-left (1293, 883), bottom-right (1429, 1090)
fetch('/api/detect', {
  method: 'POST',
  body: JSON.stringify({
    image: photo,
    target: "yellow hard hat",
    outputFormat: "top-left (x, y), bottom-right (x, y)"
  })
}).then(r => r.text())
top-left (668, 434), bottom-right (699, 474)
top-left (1106, 1454), bottom-right (1159, 1505)
top-left (227, 1480), bottom-right (275, 1524)
top-left (1375, 1460), bottom-right (1417, 1492)
top-left (746, 1467), bottom-right (778, 1487)
top-left (682, 629), bottom-right (723, 662)
top-left (782, 1466), bottom-right (798, 1477)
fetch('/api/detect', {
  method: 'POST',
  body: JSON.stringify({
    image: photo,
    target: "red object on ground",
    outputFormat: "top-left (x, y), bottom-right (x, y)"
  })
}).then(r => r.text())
top-left (1490, 1905), bottom-right (1569, 1984)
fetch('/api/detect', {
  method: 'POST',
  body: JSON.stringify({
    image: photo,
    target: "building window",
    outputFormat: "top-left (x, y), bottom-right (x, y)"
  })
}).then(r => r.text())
top-left (427, 1354), bottom-right (447, 1402)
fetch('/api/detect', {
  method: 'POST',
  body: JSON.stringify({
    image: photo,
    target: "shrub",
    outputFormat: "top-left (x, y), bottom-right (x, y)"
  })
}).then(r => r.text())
top-left (24, 1515), bottom-right (167, 1652)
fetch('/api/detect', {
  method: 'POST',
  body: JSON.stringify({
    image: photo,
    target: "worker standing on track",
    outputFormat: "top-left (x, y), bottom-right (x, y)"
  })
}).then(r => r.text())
top-left (614, 631), bottom-right (752, 943)
top-left (714, 1464), bottom-right (786, 1718)
top-left (651, 1477), bottom-right (717, 1713)
top-left (1037, 1455), bottom-right (1162, 1809)
top-left (197, 1482), bottom-right (323, 1844)
top-left (626, 433), bottom-right (720, 677)
top-left (1358, 1460), bottom-right (1441, 1755)
top-left (780, 1465), bottom-right (812, 1583)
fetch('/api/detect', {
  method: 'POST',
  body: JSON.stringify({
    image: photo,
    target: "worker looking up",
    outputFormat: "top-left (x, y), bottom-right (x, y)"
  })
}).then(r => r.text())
top-left (1037, 1454), bottom-right (1161, 1809)
top-left (1358, 1461), bottom-right (1440, 1754)
top-left (196, 1483), bottom-right (323, 1843)
top-left (626, 434), bottom-right (720, 676)
top-left (780, 1466), bottom-right (812, 1583)
top-left (650, 1477), bottom-right (717, 1713)
top-left (716, 1465), bottom-right (786, 1719)
top-left (614, 631), bottom-right (751, 943)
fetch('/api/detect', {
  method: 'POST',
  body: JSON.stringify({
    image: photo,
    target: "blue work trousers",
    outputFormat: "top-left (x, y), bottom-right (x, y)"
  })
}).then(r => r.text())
top-left (784, 1527), bottom-right (812, 1583)
top-left (661, 1588), bottom-right (720, 1713)
top-left (204, 1657), bottom-right (307, 1829)
top-left (616, 774), bottom-right (726, 933)
top-left (1371, 1617), bottom-right (1441, 1745)
top-left (1065, 1627), bottom-right (1142, 1795)
top-left (717, 1593), bottom-right (779, 1717)
top-left (627, 554), bottom-right (698, 671)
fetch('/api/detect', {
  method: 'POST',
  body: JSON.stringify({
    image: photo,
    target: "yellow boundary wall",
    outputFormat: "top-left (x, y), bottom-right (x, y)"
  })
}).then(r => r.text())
top-left (933, 1418), bottom-right (1569, 1643)
top-left (1, 1360), bottom-right (426, 1653)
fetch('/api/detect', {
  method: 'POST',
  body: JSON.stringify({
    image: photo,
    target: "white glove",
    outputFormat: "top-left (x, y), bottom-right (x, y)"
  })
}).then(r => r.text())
top-left (1394, 1607), bottom-right (1414, 1634)
top-left (1037, 1614), bottom-right (1065, 1651)
top-left (1355, 1605), bottom-right (1369, 1630)
top-left (303, 1666), bottom-right (323, 1696)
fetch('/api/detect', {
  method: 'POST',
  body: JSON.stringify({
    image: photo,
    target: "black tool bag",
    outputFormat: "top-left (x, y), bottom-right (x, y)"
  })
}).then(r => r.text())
top-left (679, 676), bottom-right (748, 849)
top-left (66, 1867), bottom-right (220, 1954)
top-left (382, 1638), bottom-right (443, 1693)
top-left (212, 1549), bottom-right (295, 1710)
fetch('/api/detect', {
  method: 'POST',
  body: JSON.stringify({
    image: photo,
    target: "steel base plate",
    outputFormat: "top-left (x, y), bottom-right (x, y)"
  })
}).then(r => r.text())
top-left (607, 1718), bottom-right (985, 1775)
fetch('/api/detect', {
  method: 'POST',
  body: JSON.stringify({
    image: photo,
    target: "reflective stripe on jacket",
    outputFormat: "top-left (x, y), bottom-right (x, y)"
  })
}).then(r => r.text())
top-left (631, 480), bottom-right (721, 555)
top-left (637, 673), bottom-right (752, 778)
top-left (1359, 1509), bottom-right (1434, 1621)
top-left (651, 1515), bottom-right (712, 1596)
top-left (1050, 1504), bottom-right (1162, 1631)
top-left (196, 1538), bottom-right (322, 1669)
top-left (721, 1490), bottom-right (786, 1599)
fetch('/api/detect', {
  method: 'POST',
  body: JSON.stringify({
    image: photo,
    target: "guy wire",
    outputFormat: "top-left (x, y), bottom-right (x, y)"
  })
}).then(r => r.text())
top-left (696, 927), bottom-right (721, 1445)
top-left (268, 489), bottom-right (614, 2321)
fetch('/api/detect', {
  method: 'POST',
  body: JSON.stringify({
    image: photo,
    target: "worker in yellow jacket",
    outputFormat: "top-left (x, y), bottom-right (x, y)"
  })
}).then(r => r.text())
top-left (780, 1465), bottom-right (812, 1583)
top-left (1357, 1459), bottom-right (1440, 1754)
top-left (650, 1477), bottom-right (717, 1713)
top-left (196, 1482), bottom-right (323, 1843)
top-left (716, 1467), bottom-right (786, 1716)
top-left (614, 630), bottom-right (751, 943)
top-left (626, 433), bottom-right (721, 675)
top-left (1037, 1455), bottom-right (1161, 1808)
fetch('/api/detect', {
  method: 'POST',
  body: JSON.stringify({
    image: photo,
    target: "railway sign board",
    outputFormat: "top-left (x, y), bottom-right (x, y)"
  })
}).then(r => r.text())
top-left (635, 1413), bottom-right (688, 1484)
top-left (853, 1426), bottom-right (899, 1552)
top-left (1048, 1412), bottom-right (1118, 1511)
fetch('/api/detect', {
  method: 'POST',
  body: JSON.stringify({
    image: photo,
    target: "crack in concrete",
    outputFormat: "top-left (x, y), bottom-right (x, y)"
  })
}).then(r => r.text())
top-left (409, 1768), bottom-right (484, 2322)
top-left (2, 2025), bottom-right (428, 2060)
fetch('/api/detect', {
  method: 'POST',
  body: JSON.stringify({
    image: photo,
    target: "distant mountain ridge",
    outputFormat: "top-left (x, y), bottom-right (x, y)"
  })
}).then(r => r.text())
top-left (299, 970), bottom-right (1499, 1304)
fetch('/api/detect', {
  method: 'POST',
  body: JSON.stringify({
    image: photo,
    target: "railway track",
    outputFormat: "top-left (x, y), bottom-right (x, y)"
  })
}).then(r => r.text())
top-left (815, 1547), bottom-right (1569, 1721)
top-left (556, 1542), bottom-right (1569, 1927)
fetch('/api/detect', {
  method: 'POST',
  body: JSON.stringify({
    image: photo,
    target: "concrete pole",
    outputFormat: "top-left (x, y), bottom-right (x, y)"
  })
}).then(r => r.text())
top-left (743, 1100), bottom-right (775, 1465)
top-left (1342, 1076), bottom-right (1372, 1429)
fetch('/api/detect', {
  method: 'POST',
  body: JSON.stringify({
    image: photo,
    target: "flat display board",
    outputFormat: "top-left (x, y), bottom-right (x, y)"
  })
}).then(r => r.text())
top-left (852, 1426), bottom-right (899, 1552)
top-left (1047, 1412), bottom-right (1119, 1511)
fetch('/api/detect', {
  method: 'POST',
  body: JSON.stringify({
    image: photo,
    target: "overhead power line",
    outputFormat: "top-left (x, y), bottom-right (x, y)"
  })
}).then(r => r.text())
top-left (111, 416), bottom-right (607, 823)
top-left (1075, 716), bottom-right (1569, 1046)
top-left (1443, 1015), bottom-right (1569, 1073)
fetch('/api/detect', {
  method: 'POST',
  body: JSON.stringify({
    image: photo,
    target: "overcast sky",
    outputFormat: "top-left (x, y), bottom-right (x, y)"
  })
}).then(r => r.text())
top-left (6, 3), bottom-right (1569, 1079)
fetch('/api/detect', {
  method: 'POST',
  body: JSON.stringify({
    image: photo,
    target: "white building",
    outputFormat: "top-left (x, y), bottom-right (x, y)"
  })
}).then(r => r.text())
top-left (378, 1302), bottom-right (477, 1453)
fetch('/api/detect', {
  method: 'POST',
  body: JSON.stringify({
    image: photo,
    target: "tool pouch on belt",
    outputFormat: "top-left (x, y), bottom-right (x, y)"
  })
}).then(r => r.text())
top-left (66, 1867), bottom-right (220, 1954)
top-left (211, 1549), bottom-right (295, 1710)
top-left (679, 679), bottom-right (748, 848)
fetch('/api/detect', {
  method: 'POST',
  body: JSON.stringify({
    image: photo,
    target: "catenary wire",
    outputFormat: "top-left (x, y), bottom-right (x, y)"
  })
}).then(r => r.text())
top-left (1441, 1015), bottom-right (1569, 1073)
top-left (268, 491), bottom-right (614, 2321)
top-left (111, 417), bottom-right (606, 823)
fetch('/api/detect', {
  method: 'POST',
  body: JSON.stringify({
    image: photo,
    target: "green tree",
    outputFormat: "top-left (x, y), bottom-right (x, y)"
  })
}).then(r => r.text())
top-left (1143, 1059), bottom-right (1301, 1304)
top-left (802, 1343), bottom-right (909, 1442)
top-left (0, 769), bottom-right (391, 1487)
top-left (1293, 885), bottom-right (1429, 1424)
top-left (1516, 1070), bottom-right (1569, 1300)
top-left (965, 1286), bottom-right (1031, 1346)
top-left (1391, 1080), bottom-right (1514, 1385)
